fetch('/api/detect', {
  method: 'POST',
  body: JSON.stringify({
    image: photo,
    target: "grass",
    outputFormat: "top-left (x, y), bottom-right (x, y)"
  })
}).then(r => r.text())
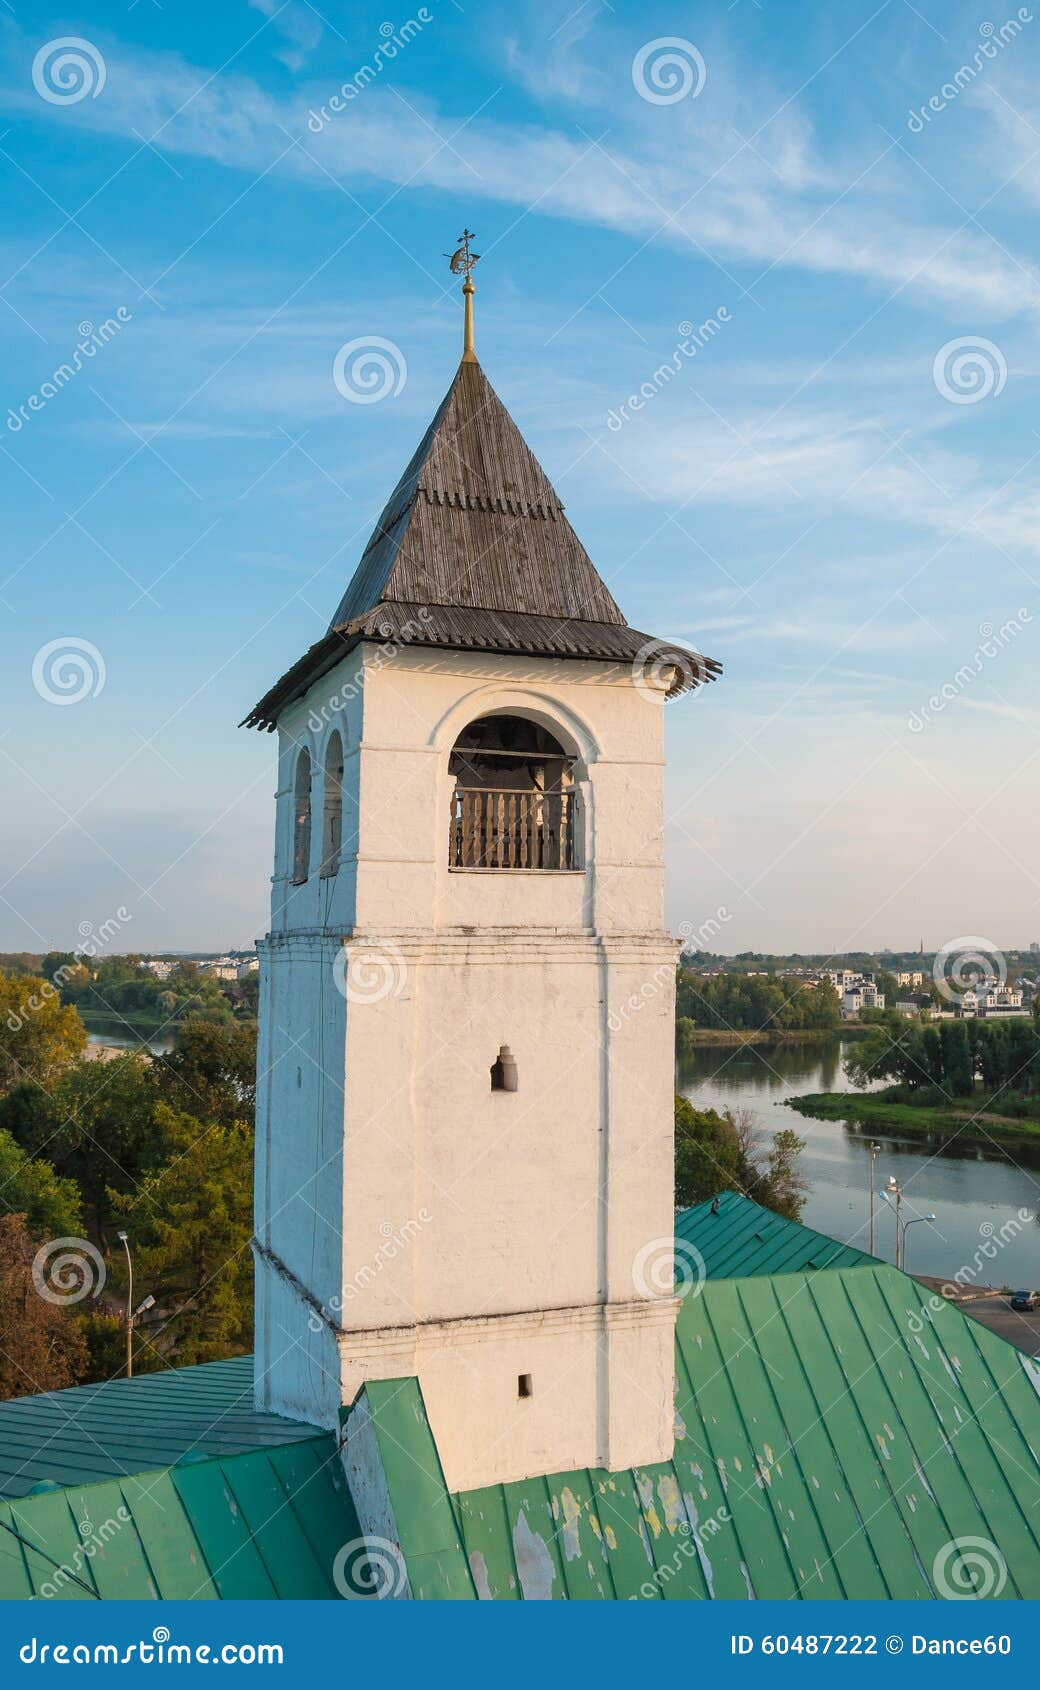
top-left (678, 1025), bottom-right (873, 1048)
top-left (786, 1087), bottom-right (1040, 1145)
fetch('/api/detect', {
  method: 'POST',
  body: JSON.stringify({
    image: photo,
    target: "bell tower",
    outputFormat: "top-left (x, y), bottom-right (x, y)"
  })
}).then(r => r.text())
top-left (245, 243), bottom-right (719, 1492)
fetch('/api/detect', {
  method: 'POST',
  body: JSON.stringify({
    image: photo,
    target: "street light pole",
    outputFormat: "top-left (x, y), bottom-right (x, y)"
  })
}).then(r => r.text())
top-left (117, 1230), bottom-right (133, 1379)
top-left (903, 1214), bottom-right (937, 1273)
top-left (885, 1176), bottom-right (902, 1268)
top-left (869, 1143), bottom-right (881, 1255)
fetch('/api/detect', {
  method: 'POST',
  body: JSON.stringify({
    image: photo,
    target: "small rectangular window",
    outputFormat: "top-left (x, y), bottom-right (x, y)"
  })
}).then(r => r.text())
top-left (518, 1373), bottom-right (533, 1399)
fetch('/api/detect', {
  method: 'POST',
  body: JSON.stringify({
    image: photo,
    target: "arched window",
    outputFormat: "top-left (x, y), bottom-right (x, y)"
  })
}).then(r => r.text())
top-left (321, 732), bottom-right (344, 878)
top-left (448, 714), bottom-right (577, 871)
top-left (292, 748), bottom-right (312, 885)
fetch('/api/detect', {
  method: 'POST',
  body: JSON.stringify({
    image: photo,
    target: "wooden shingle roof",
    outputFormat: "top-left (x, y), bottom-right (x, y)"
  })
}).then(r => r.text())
top-left (243, 355), bottom-right (720, 731)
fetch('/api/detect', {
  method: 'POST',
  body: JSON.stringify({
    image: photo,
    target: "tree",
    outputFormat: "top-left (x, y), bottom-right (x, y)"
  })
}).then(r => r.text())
top-left (0, 1214), bottom-right (89, 1399)
top-left (940, 1021), bottom-right (973, 1097)
top-left (0, 1055), bottom-right (159, 1244)
top-left (0, 1129), bottom-right (82, 1238)
top-left (153, 1017), bottom-right (257, 1128)
top-left (675, 1097), bottom-right (808, 1221)
top-left (0, 970), bottom-right (86, 1093)
top-left (108, 1105), bottom-right (253, 1366)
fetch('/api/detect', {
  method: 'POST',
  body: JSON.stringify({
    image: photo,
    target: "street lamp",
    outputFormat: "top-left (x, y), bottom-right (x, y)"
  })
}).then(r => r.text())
top-left (884, 1177), bottom-right (903, 1268)
top-left (903, 1214), bottom-right (936, 1272)
top-left (116, 1231), bottom-right (133, 1377)
top-left (868, 1143), bottom-right (881, 1255)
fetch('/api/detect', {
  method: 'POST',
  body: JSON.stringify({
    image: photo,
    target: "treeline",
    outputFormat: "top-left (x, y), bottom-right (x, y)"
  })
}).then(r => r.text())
top-left (0, 969), bottom-right (255, 1398)
top-left (39, 953), bottom-right (257, 1027)
top-left (676, 970), bottom-right (841, 1033)
top-left (846, 1013), bottom-right (1040, 1101)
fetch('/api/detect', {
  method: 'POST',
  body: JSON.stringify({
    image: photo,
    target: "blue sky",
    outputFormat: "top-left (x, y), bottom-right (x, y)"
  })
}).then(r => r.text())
top-left (1, 0), bottom-right (1039, 954)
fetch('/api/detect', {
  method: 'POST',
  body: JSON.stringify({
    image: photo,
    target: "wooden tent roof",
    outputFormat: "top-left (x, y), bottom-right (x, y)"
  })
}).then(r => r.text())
top-left (244, 355), bottom-right (720, 731)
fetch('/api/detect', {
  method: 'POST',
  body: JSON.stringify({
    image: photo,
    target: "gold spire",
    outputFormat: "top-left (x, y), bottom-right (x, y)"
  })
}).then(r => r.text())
top-left (446, 228), bottom-right (480, 363)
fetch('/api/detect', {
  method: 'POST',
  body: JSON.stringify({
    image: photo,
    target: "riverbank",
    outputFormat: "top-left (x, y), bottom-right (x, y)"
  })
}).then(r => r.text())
top-left (786, 1088), bottom-right (1040, 1146)
top-left (78, 1007), bottom-right (168, 1036)
top-left (679, 1024), bottom-right (873, 1048)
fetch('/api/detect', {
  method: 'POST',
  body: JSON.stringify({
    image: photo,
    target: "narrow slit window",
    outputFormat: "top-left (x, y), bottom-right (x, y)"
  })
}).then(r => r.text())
top-left (292, 748), bottom-right (312, 885)
top-left (320, 731), bottom-right (344, 878)
top-left (518, 1373), bottom-right (533, 1399)
top-left (490, 1045), bottom-right (518, 1091)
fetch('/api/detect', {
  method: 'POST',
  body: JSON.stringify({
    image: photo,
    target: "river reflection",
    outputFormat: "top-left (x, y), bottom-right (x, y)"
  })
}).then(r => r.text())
top-left (677, 1038), bottom-right (1040, 1284)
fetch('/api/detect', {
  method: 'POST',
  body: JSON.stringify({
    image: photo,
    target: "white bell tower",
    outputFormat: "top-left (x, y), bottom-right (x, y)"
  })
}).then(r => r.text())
top-left (246, 253), bottom-right (718, 1493)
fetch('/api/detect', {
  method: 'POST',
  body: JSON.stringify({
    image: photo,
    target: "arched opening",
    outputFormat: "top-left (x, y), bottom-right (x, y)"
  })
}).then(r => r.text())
top-left (448, 714), bottom-right (578, 870)
top-left (292, 748), bottom-right (312, 885)
top-left (320, 732), bottom-right (344, 878)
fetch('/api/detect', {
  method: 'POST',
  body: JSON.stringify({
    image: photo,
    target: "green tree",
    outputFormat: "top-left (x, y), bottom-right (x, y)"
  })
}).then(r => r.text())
top-left (940, 1021), bottom-right (973, 1097)
top-left (0, 1129), bottom-right (82, 1238)
top-left (108, 1105), bottom-right (253, 1366)
top-left (675, 1097), bottom-right (808, 1220)
top-left (0, 970), bottom-right (86, 1092)
top-left (153, 1017), bottom-right (257, 1128)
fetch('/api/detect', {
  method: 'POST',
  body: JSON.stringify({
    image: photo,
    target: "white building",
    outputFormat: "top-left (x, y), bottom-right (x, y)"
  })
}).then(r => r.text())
top-left (243, 295), bottom-right (719, 1494)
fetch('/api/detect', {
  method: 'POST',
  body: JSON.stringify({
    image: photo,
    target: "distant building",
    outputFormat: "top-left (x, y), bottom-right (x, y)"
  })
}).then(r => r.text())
top-left (896, 971), bottom-right (924, 988)
top-left (895, 1000), bottom-right (919, 1017)
top-left (143, 959), bottom-right (173, 980)
top-left (237, 958), bottom-right (260, 979)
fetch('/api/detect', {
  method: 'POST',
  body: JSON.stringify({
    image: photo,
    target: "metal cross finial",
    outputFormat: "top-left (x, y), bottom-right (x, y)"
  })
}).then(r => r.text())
top-left (447, 228), bottom-right (480, 282)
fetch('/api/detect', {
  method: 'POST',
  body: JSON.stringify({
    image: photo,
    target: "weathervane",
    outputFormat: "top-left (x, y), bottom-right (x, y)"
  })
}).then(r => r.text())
top-left (446, 228), bottom-right (480, 362)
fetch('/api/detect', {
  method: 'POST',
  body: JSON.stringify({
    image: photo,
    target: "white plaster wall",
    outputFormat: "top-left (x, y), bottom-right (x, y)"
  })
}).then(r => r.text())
top-left (254, 641), bottom-right (679, 1484)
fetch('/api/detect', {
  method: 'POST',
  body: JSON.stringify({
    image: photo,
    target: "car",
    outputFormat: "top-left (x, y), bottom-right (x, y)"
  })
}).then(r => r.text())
top-left (1010, 1290), bottom-right (1040, 1312)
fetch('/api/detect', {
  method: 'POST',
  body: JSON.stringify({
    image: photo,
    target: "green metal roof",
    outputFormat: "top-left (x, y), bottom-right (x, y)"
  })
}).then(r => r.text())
top-left (676, 1191), bottom-right (875, 1278)
top-left (0, 1434), bottom-right (361, 1600)
top-left (361, 1262), bottom-right (1040, 1599)
top-left (0, 1357), bottom-right (319, 1502)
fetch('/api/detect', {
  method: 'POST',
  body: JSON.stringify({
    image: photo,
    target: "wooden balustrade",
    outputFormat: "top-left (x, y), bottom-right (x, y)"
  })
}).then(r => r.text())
top-left (449, 786), bottom-right (576, 870)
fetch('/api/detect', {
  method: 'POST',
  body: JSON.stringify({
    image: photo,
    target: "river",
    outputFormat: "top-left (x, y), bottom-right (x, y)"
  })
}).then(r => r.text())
top-left (677, 1037), bottom-right (1040, 1286)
